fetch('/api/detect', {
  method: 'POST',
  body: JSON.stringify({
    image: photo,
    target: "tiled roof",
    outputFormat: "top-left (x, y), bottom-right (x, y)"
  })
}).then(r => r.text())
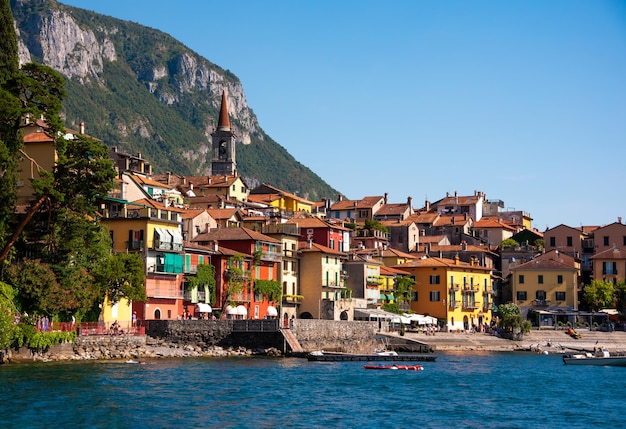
top-left (512, 250), bottom-right (577, 270)
top-left (591, 247), bottom-right (626, 260)
top-left (206, 208), bottom-right (241, 220)
top-left (380, 265), bottom-right (412, 276)
top-left (192, 227), bottom-right (280, 244)
top-left (433, 214), bottom-right (471, 227)
top-left (180, 208), bottom-right (209, 220)
top-left (298, 241), bottom-right (346, 255)
top-left (130, 198), bottom-right (185, 212)
top-left (394, 256), bottom-right (490, 271)
top-left (375, 203), bottom-right (410, 216)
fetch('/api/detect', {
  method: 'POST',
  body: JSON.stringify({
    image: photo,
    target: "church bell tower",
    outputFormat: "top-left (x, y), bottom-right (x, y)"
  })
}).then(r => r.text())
top-left (210, 90), bottom-right (236, 176)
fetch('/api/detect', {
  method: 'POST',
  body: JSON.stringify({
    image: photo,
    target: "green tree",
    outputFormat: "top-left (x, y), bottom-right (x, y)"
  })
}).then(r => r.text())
top-left (0, 281), bottom-right (18, 349)
top-left (394, 276), bottom-right (415, 307)
top-left (93, 252), bottom-right (147, 306)
top-left (615, 280), bottom-right (626, 314)
top-left (0, 0), bottom-right (23, 243)
top-left (222, 255), bottom-right (248, 313)
top-left (582, 279), bottom-right (615, 312)
top-left (496, 302), bottom-right (531, 335)
top-left (500, 238), bottom-right (519, 248)
top-left (186, 263), bottom-right (216, 304)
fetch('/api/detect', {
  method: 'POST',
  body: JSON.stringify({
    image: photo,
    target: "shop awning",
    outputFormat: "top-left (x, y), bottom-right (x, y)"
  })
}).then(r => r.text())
top-left (196, 303), bottom-right (212, 313)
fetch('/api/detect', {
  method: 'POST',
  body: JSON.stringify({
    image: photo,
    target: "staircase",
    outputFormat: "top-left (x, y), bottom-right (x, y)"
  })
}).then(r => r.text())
top-left (280, 329), bottom-right (303, 353)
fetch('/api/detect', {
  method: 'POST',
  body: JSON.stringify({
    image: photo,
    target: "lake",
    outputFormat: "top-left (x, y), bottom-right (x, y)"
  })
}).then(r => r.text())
top-left (0, 352), bottom-right (622, 428)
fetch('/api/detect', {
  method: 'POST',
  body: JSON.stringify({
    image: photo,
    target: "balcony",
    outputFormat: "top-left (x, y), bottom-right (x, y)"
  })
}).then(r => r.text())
top-left (283, 295), bottom-right (303, 303)
top-left (146, 287), bottom-right (183, 299)
top-left (449, 300), bottom-right (461, 309)
top-left (462, 303), bottom-right (479, 311)
top-left (532, 299), bottom-right (550, 307)
top-left (449, 285), bottom-right (460, 292)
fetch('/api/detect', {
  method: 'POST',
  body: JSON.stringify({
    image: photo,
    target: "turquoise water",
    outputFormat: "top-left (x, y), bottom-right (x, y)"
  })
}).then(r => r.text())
top-left (0, 352), bottom-right (623, 428)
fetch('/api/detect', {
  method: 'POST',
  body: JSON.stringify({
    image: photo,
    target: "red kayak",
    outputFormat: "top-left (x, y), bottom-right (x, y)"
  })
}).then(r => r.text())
top-left (364, 364), bottom-right (423, 371)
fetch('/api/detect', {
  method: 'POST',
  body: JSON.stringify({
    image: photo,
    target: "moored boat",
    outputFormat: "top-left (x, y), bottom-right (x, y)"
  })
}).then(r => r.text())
top-left (364, 364), bottom-right (424, 370)
top-left (562, 348), bottom-right (626, 366)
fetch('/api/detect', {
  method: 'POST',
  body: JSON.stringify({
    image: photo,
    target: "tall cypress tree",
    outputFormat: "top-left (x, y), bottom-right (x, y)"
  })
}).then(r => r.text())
top-left (0, 0), bottom-right (19, 84)
top-left (0, 0), bottom-right (22, 243)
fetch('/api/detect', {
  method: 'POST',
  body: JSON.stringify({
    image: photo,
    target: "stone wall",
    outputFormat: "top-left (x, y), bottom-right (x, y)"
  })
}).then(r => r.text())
top-left (2, 319), bottom-right (391, 363)
top-left (291, 320), bottom-right (383, 354)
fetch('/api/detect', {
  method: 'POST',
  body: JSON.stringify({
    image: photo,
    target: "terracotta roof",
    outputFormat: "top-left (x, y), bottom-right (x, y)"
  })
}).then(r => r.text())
top-left (192, 227), bottom-right (280, 244)
top-left (180, 208), bottom-right (209, 220)
top-left (433, 214), bottom-right (472, 227)
top-left (591, 247), bottom-right (626, 260)
top-left (380, 248), bottom-right (416, 259)
top-left (298, 241), bottom-right (346, 256)
top-left (375, 203), bottom-right (410, 216)
top-left (380, 265), bottom-right (412, 276)
top-left (512, 250), bottom-right (577, 270)
top-left (438, 194), bottom-right (482, 206)
top-left (23, 132), bottom-right (54, 143)
top-left (330, 196), bottom-right (384, 211)
top-left (131, 174), bottom-right (177, 189)
top-left (250, 183), bottom-right (313, 204)
top-left (473, 217), bottom-right (516, 231)
top-left (394, 256), bottom-right (491, 271)
top-left (130, 198), bottom-right (185, 212)
top-left (286, 216), bottom-right (352, 230)
top-left (206, 208), bottom-right (241, 220)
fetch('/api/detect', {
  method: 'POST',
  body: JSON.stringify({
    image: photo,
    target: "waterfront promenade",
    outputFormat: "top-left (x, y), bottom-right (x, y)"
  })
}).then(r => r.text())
top-left (404, 329), bottom-right (626, 353)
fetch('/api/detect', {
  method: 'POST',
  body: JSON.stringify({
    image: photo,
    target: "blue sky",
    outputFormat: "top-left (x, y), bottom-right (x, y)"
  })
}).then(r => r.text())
top-left (60, 1), bottom-right (626, 231)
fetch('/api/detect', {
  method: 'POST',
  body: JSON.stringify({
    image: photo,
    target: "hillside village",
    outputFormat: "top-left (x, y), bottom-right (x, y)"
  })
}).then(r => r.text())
top-left (18, 90), bottom-right (625, 332)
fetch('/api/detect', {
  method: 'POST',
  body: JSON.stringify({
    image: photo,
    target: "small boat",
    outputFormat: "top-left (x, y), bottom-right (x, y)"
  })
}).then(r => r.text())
top-left (364, 364), bottom-right (424, 371)
top-left (562, 348), bottom-right (626, 366)
top-left (374, 349), bottom-right (398, 356)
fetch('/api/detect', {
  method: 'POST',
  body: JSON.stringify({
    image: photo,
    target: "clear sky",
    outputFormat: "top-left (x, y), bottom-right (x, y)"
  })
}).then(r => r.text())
top-left (59, 0), bottom-right (626, 231)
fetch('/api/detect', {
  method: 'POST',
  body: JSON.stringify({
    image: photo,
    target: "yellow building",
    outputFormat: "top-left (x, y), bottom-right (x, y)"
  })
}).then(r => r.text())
top-left (395, 256), bottom-right (493, 331)
top-left (510, 250), bottom-right (579, 317)
top-left (298, 241), bottom-right (348, 320)
top-left (248, 183), bottom-right (313, 214)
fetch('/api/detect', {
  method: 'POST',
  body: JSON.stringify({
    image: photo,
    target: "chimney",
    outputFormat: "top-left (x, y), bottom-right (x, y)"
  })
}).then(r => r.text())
top-left (166, 172), bottom-right (171, 185)
top-left (79, 122), bottom-right (85, 134)
top-left (454, 254), bottom-right (460, 265)
top-left (384, 193), bottom-right (388, 204)
top-left (461, 241), bottom-right (467, 251)
top-left (407, 196), bottom-right (413, 208)
top-left (137, 152), bottom-right (142, 159)
top-left (425, 200), bottom-right (430, 211)
top-left (337, 193), bottom-right (343, 202)
top-left (619, 217), bottom-right (623, 224)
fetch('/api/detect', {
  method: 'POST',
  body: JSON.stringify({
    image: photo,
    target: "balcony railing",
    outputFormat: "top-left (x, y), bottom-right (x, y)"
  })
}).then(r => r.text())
top-left (462, 303), bottom-right (479, 310)
top-left (533, 299), bottom-right (550, 307)
top-left (146, 288), bottom-right (183, 299)
top-left (449, 300), bottom-right (461, 309)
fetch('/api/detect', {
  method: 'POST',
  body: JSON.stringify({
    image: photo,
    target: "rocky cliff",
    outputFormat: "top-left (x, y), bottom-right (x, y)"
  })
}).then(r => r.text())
top-left (10, 0), bottom-right (337, 200)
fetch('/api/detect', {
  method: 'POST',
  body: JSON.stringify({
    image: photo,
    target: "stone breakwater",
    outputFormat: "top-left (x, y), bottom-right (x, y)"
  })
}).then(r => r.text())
top-left (4, 335), bottom-right (283, 363)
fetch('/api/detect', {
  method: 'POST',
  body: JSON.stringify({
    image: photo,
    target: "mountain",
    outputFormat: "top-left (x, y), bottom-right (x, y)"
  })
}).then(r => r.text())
top-left (10, 0), bottom-right (338, 201)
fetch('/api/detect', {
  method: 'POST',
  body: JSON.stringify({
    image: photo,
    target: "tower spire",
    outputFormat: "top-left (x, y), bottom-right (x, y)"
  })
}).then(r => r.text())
top-left (217, 90), bottom-right (230, 131)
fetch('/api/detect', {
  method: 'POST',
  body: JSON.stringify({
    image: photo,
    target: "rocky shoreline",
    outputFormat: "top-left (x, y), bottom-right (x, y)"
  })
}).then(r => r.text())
top-left (5, 328), bottom-right (626, 364)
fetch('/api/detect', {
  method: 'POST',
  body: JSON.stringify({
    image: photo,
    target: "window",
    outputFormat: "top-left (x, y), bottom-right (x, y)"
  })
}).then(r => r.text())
top-left (550, 237), bottom-right (555, 247)
top-left (518, 275), bottom-right (525, 284)
top-left (566, 236), bottom-right (572, 247)
top-left (536, 290), bottom-right (546, 300)
top-left (429, 291), bottom-right (440, 302)
top-left (232, 185), bottom-right (236, 191)
top-left (283, 261), bottom-right (289, 271)
top-left (538, 275), bottom-right (544, 284)
top-left (429, 275), bottom-right (440, 285)
top-left (412, 291), bottom-right (418, 302)
top-left (557, 275), bottom-right (563, 284)
top-left (555, 291), bottom-right (566, 301)
top-left (241, 186), bottom-right (245, 193)
top-left (603, 262), bottom-right (617, 275)
top-left (604, 236), bottom-right (609, 246)
top-left (330, 239), bottom-right (334, 250)
top-left (517, 291), bottom-right (527, 300)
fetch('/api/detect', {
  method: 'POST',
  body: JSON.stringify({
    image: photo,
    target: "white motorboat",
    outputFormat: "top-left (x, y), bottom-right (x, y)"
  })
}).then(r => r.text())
top-left (562, 348), bottom-right (626, 366)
